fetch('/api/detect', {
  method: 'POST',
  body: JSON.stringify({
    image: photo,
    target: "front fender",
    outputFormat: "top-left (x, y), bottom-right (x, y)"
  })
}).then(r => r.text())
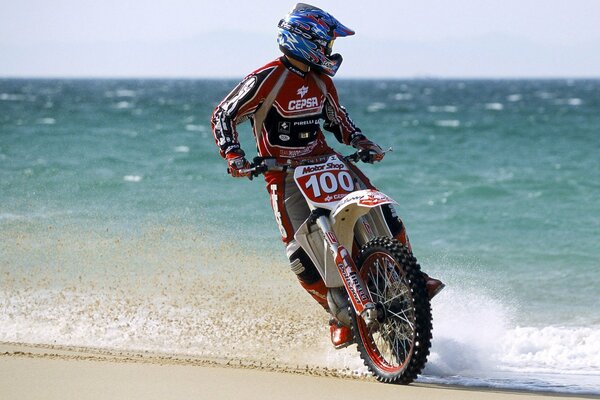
top-left (331, 190), bottom-right (397, 254)
top-left (331, 189), bottom-right (396, 220)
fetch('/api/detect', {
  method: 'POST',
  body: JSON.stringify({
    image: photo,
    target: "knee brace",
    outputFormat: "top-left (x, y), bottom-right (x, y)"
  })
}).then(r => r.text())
top-left (289, 248), bottom-right (321, 284)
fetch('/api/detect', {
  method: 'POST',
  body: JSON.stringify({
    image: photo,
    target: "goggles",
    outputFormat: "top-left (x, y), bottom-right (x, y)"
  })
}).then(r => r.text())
top-left (325, 40), bottom-right (335, 56)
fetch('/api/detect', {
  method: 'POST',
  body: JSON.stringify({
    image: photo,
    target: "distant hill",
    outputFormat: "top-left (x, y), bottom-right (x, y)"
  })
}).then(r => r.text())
top-left (1, 31), bottom-right (599, 78)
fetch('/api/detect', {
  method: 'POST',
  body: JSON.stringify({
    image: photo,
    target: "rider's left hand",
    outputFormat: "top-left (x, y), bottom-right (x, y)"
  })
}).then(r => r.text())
top-left (351, 137), bottom-right (385, 163)
top-left (226, 152), bottom-right (252, 178)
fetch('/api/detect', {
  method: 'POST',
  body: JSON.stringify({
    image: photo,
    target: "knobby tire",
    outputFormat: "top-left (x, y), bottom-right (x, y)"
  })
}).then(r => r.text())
top-left (350, 237), bottom-right (432, 384)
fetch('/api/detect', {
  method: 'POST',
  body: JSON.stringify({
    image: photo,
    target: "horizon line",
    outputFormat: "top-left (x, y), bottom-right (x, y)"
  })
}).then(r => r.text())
top-left (2, 75), bottom-right (600, 81)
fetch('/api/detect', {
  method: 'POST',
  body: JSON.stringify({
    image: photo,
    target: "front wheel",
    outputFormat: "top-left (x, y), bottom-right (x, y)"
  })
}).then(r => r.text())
top-left (351, 237), bottom-right (432, 384)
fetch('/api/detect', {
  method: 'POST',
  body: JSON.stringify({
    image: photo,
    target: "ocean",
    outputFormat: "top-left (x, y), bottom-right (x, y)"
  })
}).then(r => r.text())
top-left (1, 78), bottom-right (599, 394)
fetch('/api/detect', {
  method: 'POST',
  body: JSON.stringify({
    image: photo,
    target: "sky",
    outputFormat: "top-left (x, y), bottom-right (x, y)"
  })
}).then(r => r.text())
top-left (1, 0), bottom-right (600, 78)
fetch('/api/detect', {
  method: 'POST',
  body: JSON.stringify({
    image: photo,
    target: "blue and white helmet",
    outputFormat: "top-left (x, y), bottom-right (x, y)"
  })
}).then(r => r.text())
top-left (277, 3), bottom-right (355, 76)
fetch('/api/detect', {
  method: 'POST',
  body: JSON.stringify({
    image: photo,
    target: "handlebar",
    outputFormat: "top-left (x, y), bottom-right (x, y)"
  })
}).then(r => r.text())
top-left (234, 148), bottom-right (392, 180)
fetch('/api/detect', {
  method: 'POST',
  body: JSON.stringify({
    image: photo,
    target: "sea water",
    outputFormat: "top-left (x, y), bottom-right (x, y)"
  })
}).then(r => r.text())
top-left (1, 78), bottom-right (599, 394)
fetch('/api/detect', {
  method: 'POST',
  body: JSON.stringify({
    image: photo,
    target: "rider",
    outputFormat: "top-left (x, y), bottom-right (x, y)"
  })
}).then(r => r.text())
top-left (211, 3), bottom-right (444, 348)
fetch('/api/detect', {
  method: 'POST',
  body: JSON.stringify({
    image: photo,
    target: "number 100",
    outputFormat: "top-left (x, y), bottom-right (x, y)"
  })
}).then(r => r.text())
top-left (305, 171), bottom-right (354, 198)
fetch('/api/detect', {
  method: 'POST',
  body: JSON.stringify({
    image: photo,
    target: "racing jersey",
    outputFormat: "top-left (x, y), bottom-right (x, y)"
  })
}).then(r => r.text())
top-left (211, 56), bottom-right (364, 161)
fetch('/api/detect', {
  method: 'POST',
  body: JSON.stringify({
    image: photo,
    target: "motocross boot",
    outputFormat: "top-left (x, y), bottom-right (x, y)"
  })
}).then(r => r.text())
top-left (423, 273), bottom-right (445, 299)
top-left (298, 275), bottom-right (353, 348)
top-left (298, 278), bottom-right (330, 311)
top-left (329, 318), bottom-right (354, 349)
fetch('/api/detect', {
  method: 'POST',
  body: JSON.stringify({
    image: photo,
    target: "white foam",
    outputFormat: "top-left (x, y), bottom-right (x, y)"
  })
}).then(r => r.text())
top-left (366, 102), bottom-right (386, 113)
top-left (123, 175), bottom-right (142, 182)
top-left (394, 93), bottom-right (413, 101)
top-left (485, 102), bottom-right (504, 111)
top-left (536, 91), bottom-right (555, 99)
top-left (114, 101), bottom-right (133, 109)
top-left (423, 285), bottom-right (600, 392)
top-left (435, 120), bottom-right (460, 128)
top-left (104, 90), bottom-right (136, 98)
top-left (507, 94), bottom-right (522, 102)
top-left (426, 287), bottom-right (511, 377)
top-left (553, 98), bottom-right (584, 106)
top-left (115, 89), bottom-right (136, 98)
top-left (174, 146), bottom-right (190, 153)
top-left (0, 93), bottom-right (26, 101)
top-left (185, 124), bottom-right (206, 132)
top-left (428, 105), bottom-right (458, 113)
top-left (500, 326), bottom-right (600, 374)
top-left (38, 117), bottom-right (56, 125)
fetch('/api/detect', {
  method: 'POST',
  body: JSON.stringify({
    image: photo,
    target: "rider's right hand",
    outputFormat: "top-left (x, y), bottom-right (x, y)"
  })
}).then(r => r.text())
top-left (351, 136), bottom-right (385, 163)
top-left (226, 151), bottom-right (251, 178)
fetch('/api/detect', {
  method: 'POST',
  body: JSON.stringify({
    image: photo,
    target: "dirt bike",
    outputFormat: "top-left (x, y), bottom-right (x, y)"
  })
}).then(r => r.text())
top-left (239, 151), bottom-right (432, 384)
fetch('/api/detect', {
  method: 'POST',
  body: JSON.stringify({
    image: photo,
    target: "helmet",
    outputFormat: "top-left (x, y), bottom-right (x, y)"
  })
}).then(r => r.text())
top-left (277, 3), bottom-right (355, 76)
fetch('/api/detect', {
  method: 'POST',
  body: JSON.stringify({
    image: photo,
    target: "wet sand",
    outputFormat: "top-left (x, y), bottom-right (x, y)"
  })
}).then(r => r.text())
top-left (0, 343), bottom-right (595, 400)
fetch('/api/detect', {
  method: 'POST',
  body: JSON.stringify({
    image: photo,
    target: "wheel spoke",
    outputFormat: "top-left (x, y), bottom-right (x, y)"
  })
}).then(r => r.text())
top-left (353, 239), bottom-right (432, 384)
top-left (359, 252), bottom-right (417, 368)
top-left (389, 319), bottom-right (409, 361)
top-left (387, 308), bottom-right (415, 331)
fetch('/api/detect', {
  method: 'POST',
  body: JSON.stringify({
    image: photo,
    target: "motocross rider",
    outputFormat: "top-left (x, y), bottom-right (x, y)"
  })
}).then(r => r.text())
top-left (211, 3), bottom-right (444, 348)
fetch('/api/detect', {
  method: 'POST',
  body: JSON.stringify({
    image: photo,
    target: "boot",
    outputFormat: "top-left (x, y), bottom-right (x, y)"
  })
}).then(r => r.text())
top-left (299, 280), bottom-right (353, 348)
top-left (422, 272), bottom-right (445, 299)
top-left (298, 278), bottom-right (330, 311)
top-left (329, 318), bottom-right (353, 349)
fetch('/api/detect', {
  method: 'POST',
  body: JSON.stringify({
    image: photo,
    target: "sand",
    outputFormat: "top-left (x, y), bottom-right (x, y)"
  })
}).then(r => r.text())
top-left (0, 343), bottom-right (596, 400)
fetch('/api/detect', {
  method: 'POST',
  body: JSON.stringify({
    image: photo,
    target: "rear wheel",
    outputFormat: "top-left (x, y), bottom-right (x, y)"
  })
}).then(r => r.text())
top-left (351, 237), bottom-right (432, 384)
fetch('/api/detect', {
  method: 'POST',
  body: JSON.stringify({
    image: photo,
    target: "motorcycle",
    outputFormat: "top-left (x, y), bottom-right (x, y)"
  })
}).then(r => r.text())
top-left (236, 151), bottom-right (432, 384)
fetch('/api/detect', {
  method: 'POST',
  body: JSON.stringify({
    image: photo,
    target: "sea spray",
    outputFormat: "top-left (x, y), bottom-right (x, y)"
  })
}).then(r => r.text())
top-left (420, 268), bottom-right (600, 393)
top-left (426, 286), bottom-right (512, 377)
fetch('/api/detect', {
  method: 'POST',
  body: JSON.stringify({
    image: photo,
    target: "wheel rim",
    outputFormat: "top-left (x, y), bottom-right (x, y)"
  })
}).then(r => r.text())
top-left (357, 251), bottom-right (416, 373)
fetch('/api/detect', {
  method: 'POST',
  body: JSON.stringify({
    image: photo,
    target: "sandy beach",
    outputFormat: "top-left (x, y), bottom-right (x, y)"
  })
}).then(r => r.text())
top-left (1, 343), bottom-right (596, 400)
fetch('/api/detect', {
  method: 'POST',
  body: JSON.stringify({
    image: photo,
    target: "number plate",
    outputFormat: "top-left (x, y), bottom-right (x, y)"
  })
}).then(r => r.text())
top-left (293, 155), bottom-right (355, 209)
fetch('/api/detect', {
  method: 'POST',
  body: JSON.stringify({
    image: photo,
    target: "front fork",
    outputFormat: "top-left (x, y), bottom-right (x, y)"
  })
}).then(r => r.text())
top-left (315, 215), bottom-right (379, 328)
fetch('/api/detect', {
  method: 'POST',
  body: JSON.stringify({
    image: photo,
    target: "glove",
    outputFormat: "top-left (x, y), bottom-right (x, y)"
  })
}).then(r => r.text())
top-left (351, 136), bottom-right (385, 163)
top-left (226, 151), bottom-right (251, 178)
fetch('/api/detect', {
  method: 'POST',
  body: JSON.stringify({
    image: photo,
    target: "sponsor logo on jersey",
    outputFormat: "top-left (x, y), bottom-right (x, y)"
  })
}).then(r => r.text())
top-left (297, 85), bottom-right (309, 98)
top-left (222, 75), bottom-right (257, 113)
top-left (278, 121), bottom-right (290, 134)
top-left (288, 97), bottom-right (319, 111)
top-left (294, 118), bottom-right (319, 126)
top-left (279, 134), bottom-right (291, 141)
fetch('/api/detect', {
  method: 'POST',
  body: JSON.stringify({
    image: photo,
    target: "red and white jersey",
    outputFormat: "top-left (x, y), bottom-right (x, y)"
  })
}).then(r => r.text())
top-left (211, 57), bottom-right (363, 161)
